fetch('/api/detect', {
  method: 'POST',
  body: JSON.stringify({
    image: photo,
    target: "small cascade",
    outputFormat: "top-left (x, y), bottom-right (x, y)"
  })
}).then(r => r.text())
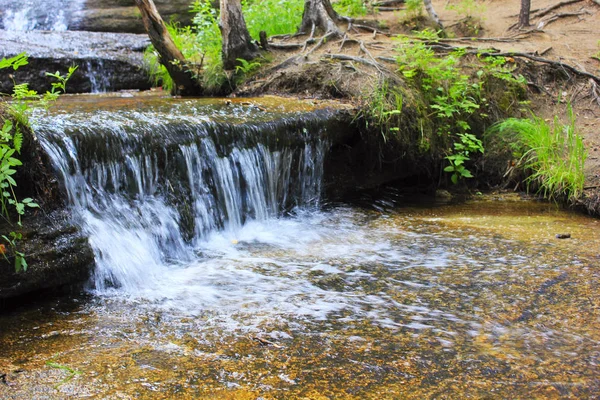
top-left (34, 100), bottom-right (334, 293)
top-left (1, 0), bottom-right (86, 31)
top-left (85, 60), bottom-right (111, 93)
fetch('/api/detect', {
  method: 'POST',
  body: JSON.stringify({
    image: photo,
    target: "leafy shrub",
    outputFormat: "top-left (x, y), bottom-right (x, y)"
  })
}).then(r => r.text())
top-left (0, 53), bottom-right (75, 271)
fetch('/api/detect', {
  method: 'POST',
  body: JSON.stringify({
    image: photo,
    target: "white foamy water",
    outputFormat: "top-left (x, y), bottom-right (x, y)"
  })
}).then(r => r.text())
top-left (1, 0), bottom-right (86, 31)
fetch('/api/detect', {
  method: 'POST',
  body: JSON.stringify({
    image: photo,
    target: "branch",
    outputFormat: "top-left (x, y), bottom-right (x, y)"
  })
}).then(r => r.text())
top-left (372, 0), bottom-right (405, 6)
top-left (532, 0), bottom-right (584, 18)
top-left (305, 32), bottom-right (337, 58)
top-left (322, 54), bottom-right (385, 70)
top-left (267, 42), bottom-right (304, 50)
top-left (477, 50), bottom-right (600, 84)
top-left (537, 9), bottom-right (592, 29)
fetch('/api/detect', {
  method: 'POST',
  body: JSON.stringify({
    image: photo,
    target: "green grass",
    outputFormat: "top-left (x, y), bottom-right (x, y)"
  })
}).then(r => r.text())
top-left (486, 106), bottom-right (586, 201)
top-left (243, 0), bottom-right (303, 39)
top-left (144, 1), bottom-right (225, 94)
top-left (333, 0), bottom-right (369, 17)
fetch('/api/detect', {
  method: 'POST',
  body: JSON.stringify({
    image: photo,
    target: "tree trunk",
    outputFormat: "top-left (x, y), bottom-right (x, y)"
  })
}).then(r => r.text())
top-left (518, 0), bottom-right (531, 27)
top-left (134, 0), bottom-right (202, 95)
top-left (423, 0), bottom-right (443, 29)
top-left (298, 0), bottom-right (343, 36)
top-left (220, 0), bottom-right (259, 70)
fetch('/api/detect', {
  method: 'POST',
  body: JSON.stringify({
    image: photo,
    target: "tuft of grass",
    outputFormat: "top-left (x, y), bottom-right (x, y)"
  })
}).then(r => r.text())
top-left (333, 0), bottom-right (369, 17)
top-left (486, 106), bottom-right (586, 201)
top-left (243, 0), bottom-right (303, 39)
top-left (403, 0), bottom-right (424, 20)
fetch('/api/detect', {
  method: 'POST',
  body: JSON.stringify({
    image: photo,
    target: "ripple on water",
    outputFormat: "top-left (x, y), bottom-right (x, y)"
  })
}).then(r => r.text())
top-left (1, 199), bottom-right (600, 398)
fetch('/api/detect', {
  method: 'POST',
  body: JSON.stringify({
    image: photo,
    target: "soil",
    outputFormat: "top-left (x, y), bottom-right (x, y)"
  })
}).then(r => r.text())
top-left (237, 0), bottom-right (600, 212)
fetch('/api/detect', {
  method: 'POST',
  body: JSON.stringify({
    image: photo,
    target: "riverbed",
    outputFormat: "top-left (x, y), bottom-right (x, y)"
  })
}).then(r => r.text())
top-left (1, 195), bottom-right (599, 398)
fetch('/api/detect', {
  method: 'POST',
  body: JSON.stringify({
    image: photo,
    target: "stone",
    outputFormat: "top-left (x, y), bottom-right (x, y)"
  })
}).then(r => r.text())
top-left (0, 30), bottom-right (151, 94)
top-left (0, 210), bottom-right (95, 300)
top-left (74, 0), bottom-right (194, 34)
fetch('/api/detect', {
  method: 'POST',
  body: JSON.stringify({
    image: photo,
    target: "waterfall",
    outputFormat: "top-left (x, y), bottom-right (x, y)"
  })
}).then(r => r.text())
top-left (34, 102), bottom-right (332, 293)
top-left (85, 60), bottom-right (111, 93)
top-left (1, 0), bottom-right (87, 31)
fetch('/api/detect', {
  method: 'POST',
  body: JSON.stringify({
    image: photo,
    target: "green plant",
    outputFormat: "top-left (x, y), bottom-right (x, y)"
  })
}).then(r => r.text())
top-left (444, 132), bottom-right (484, 184)
top-left (486, 105), bottom-right (586, 201)
top-left (333, 0), bottom-right (369, 17)
top-left (477, 54), bottom-right (526, 86)
top-left (243, 0), bottom-right (303, 39)
top-left (1, 232), bottom-right (26, 272)
top-left (361, 81), bottom-right (405, 142)
top-left (404, 0), bottom-right (424, 19)
top-left (46, 360), bottom-right (82, 387)
top-left (446, 0), bottom-right (486, 19)
top-left (144, 1), bottom-right (226, 93)
top-left (447, 0), bottom-right (486, 35)
top-left (0, 53), bottom-right (75, 272)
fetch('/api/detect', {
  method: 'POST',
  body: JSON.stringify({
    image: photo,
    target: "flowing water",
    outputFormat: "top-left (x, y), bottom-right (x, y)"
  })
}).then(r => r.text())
top-left (1, 0), bottom-right (86, 31)
top-left (1, 95), bottom-right (599, 398)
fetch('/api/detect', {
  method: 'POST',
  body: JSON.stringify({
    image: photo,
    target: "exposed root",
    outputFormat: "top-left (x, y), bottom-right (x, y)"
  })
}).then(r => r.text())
top-left (268, 42), bottom-right (304, 50)
top-left (537, 9), bottom-right (592, 29)
top-left (305, 32), bottom-right (338, 58)
top-left (350, 24), bottom-right (390, 36)
top-left (475, 50), bottom-right (600, 84)
top-left (322, 54), bottom-right (385, 71)
top-left (372, 0), bottom-right (405, 6)
top-left (591, 79), bottom-right (600, 106)
top-left (532, 0), bottom-right (584, 18)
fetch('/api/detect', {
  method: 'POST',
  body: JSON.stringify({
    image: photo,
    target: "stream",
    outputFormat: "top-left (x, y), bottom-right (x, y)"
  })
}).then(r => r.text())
top-left (0, 95), bottom-right (599, 398)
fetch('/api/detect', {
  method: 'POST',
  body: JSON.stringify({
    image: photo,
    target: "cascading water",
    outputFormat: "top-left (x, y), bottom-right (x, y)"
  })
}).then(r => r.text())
top-left (85, 60), bottom-right (111, 93)
top-left (1, 0), bottom-right (86, 31)
top-left (35, 97), bottom-right (331, 305)
top-left (3, 96), bottom-right (600, 398)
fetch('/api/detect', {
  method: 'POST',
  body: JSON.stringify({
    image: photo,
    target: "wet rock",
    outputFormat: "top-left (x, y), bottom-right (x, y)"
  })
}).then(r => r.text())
top-left (0, 210), bottom-right (94, 300)
top-left (0, 30), bottom-right (151, 94)
top-left (0, 115), bottom-right (95, 300)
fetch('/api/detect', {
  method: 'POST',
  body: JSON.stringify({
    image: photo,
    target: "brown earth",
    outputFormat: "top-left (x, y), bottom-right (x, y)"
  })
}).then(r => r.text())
top-left (239, 0), bottom-right (600, 212)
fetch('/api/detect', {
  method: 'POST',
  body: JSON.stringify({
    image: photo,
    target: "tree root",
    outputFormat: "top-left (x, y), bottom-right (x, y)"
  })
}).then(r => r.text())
top-left (476, 50), bottom-right (600, 84)
top-left (591, 79), bottom-right (600, 106)
top-left (322, 54), bottom-right (385, 71)
top-left (532, 0), bottom-right (584, 18)
top-left (537, 9), bottom-right (592, 29)
top-left (305, 32), bottom-right (338, 58)
top-left (372, 0), bottom-right (405, 6)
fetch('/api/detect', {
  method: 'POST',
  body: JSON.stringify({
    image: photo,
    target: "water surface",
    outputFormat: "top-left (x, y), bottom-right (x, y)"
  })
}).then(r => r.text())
top-left (1, 196), bottom-right (599, 399)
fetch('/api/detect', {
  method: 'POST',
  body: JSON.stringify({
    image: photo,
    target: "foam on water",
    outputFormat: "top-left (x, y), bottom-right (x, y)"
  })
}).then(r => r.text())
top-left (1, 0), bottom-right (86, 31)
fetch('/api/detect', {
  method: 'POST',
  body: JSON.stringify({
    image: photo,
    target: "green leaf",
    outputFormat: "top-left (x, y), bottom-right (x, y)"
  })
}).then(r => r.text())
top-left (13, 131), bottom-right (23, 153)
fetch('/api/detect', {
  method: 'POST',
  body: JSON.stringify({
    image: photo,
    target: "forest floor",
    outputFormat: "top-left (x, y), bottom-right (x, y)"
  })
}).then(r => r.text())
top-left (239, 0), bottom-right (600, 209)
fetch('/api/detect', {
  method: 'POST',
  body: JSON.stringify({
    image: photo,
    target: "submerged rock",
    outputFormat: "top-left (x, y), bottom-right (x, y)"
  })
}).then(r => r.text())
top-left (0, 30), bottom-right (151, 94)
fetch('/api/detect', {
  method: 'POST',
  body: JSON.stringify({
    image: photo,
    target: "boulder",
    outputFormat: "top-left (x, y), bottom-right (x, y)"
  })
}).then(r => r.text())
top-left (0, 211), bottom-right (95, 300)
top-left (74, 0), bottom-right (194, 34)
top-left (0, 30), bottom-right (151, 94)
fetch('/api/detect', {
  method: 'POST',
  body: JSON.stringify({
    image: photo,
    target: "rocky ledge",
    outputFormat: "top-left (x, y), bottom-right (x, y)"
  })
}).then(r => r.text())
top-left (0, 210), bottom-right (95, 300)
top-left (0, 30), bottom-right (151, 94)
